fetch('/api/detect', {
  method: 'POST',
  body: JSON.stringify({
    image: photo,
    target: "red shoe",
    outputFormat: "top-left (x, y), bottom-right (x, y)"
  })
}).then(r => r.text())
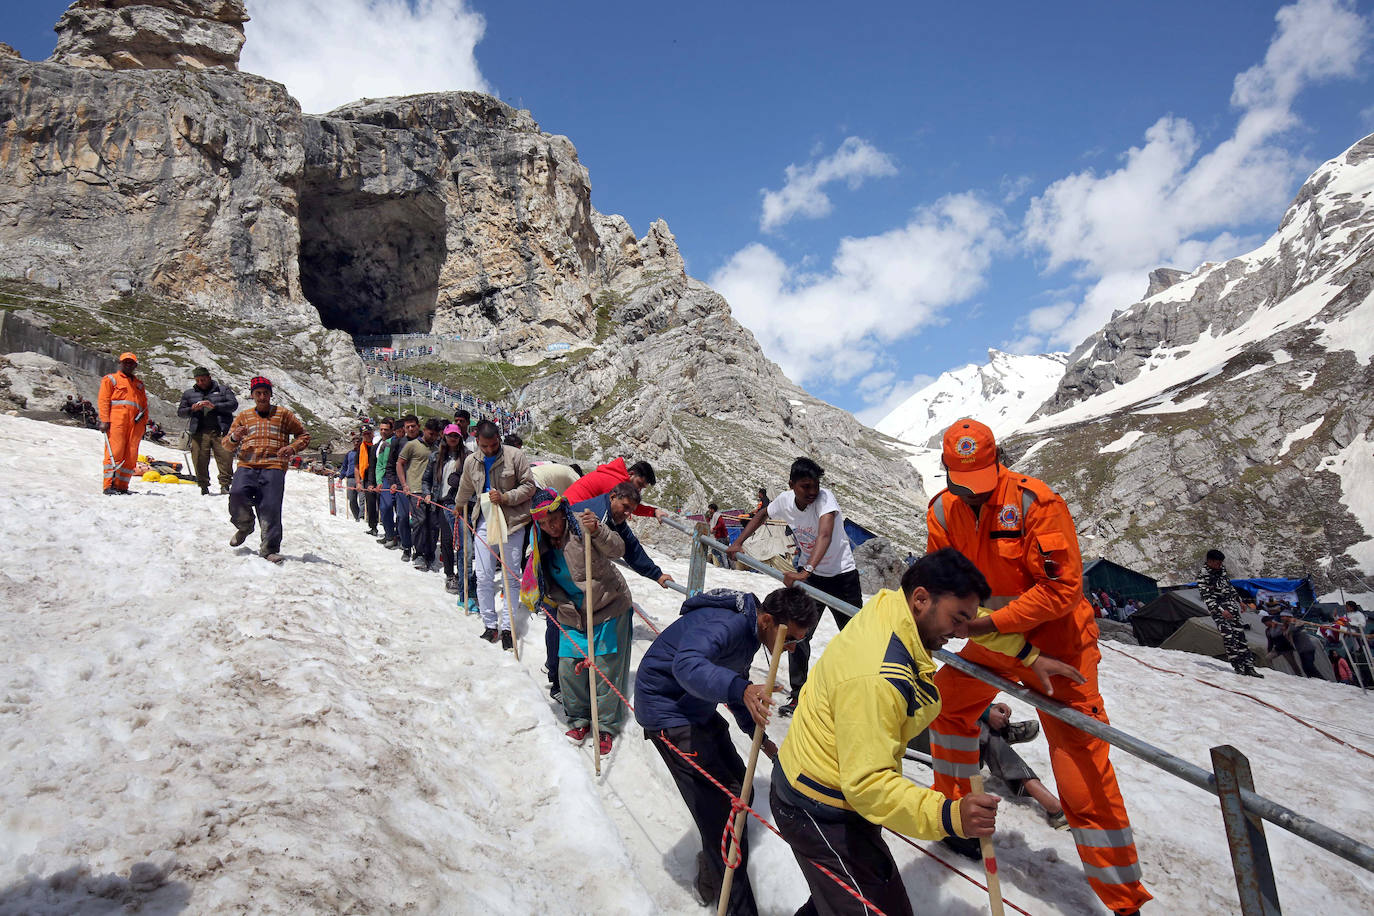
top-left (597, 732), bottom-right (614, 755)
top-left (565, 725), bottom-right (590, 745)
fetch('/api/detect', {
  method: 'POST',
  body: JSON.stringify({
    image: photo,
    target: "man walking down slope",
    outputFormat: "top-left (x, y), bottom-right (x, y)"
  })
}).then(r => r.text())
top-left (1197, 549), bottom-right (1262, 678)
top-left (223, 376), bottom-right (310, 564)
top-left (97, 352), bottom-right (148, 495)
top-left (926, 418), bottom-right (1151, 915)
top-left (177, 366), bottom-right (238, 495)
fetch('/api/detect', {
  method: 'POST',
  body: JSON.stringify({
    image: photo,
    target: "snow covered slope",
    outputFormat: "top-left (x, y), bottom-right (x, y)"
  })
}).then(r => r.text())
top-left (1, 415), bottom-right (1371, 914)
top-left (876, 350), bottom-right (1068, 448)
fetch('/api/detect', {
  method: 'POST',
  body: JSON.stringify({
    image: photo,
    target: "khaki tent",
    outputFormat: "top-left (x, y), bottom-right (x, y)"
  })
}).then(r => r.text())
top-left (1155, 592), bottom-right (1336, 679)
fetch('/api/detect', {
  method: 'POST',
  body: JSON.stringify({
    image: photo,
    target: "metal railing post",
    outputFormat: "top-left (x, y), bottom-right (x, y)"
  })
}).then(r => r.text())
top-left (328, 477), bottom-right (337, 516)
top-left (686, 526), bottom-right (708, 596)
top-left (1212, 745), bottom-right (1281, 916)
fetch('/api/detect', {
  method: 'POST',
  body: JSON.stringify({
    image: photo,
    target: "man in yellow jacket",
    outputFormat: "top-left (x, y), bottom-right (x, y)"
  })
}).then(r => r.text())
top-left (97, 352), bottom-right (148, 494)
top-left (771, 547), bottom-right (1083, 915)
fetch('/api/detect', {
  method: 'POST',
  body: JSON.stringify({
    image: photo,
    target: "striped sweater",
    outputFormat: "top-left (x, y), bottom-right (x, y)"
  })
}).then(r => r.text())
top-left (224, 406), bottom-right (309, 470)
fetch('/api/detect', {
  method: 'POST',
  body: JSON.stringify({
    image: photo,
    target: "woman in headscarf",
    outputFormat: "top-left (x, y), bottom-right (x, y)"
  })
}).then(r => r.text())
top-left (530, 488), bottom-right (634, 756)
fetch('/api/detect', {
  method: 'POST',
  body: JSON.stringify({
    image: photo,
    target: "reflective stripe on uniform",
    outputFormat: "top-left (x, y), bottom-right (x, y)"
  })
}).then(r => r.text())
top-left (933, 495), bottom-right (946, 530)
top-left (111, 399), bottom-right (141, 407)
top-left (929, 730), bottom-right (980, 753)
top-left (930, 757), bottom-right (980, 778)
top-left (1082, 861), bottom-right (1143, 886)
top-left (1072, 826), bottom-right (1135, 849)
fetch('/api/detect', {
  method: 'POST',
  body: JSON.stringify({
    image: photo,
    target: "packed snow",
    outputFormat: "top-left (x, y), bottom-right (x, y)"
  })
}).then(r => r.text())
top-left (876, 351), bottom-right (1068, 447)
top-left (2, 415), bottom-right (1372, 914)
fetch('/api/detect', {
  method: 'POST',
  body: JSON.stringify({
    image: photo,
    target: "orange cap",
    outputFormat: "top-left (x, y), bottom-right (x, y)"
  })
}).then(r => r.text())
top-left (942, 419), bottom-right (999, 494)
top-left (118, 352), bottom-right (139, 363)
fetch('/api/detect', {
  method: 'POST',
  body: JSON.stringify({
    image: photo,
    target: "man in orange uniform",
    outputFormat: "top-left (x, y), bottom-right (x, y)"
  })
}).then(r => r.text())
top-left (97, 352), bottom-right (149, 495)
top-left (926, 419), bottom-right (1151, 915)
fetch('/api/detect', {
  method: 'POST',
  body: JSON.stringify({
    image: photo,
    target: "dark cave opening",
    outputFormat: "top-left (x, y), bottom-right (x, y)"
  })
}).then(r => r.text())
top-left (297, 183), bottom-right (446, 335)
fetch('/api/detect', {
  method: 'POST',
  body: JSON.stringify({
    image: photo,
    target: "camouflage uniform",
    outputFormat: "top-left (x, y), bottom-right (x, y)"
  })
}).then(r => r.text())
top-left (1198, 563), bottom-right (1258, 675)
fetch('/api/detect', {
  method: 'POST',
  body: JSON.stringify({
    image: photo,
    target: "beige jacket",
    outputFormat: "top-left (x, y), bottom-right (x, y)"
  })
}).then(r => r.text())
top-left (546, 520), bottom-right (634, 632)
top-left (454, 445), bottom-right (537, 532)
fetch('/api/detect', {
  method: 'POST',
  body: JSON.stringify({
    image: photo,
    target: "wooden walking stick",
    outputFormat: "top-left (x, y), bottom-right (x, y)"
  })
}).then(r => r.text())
top-left (584, 526), bottom-right (602, 776)
top-left (718, 625), bottom-right (789, 916)
top-left (968, 774), bottom-right (1006, 916)
top-left (497, 539), bottom-right (521, 661)
top-left (462, 515), bottom-right (473, 615)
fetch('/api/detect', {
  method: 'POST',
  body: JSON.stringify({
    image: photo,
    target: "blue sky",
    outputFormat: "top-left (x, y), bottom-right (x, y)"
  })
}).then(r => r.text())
top-left (9, 1), bottom-right (1373, 422)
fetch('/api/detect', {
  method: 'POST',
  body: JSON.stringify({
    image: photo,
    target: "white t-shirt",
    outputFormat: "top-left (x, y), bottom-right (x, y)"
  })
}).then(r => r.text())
top-left (768, 487), bottom-right (856, 577)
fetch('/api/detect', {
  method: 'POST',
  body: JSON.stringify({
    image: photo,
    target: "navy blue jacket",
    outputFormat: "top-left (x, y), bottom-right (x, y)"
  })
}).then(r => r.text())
top-left (337, 449), bottom-right (357, 480)
top-left (634, 589), bottom-right (762, 735)
top-left (571, 494), bottom-right (663, 582)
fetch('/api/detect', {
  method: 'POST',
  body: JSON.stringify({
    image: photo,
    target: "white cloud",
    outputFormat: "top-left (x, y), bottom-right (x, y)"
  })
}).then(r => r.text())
top-left (241, 0), bottom-right (489, 114)
top-left (712, 193), bottom-right (1005, 384)
top-left (1019, 0), bottom-right (1369, 351)
top-left (854, 371), bottom-right (937, 427)
top-left (759, 138), bottom-right (898, 232)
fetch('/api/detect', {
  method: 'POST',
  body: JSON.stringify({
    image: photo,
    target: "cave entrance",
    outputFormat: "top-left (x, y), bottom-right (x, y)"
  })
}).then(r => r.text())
top-left (297, 183), bottom-right (446, 335)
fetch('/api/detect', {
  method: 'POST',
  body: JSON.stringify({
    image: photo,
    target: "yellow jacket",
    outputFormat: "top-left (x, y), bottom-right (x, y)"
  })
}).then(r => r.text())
top-left (778, 588), bottom-right (1040, 840)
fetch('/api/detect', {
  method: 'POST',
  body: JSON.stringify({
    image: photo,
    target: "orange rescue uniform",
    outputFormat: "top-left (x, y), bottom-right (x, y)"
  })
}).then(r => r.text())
top-left (98, 370), bottom-right (148, 491)
top-left (927, 467), bottom-right (1151, 914)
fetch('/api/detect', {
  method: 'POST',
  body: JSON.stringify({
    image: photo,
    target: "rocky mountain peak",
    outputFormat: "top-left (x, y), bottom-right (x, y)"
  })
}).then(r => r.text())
top-left (51, 0), bottom-right (248, 72)
top-left (1145, 267), bottom-right (1188, 297)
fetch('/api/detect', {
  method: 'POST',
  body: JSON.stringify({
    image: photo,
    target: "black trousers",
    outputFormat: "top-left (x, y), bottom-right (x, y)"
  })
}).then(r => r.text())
top-left (769, 769), bottom-right (913, 916)
top-left (789, 569), bottom-right (862, 696)
top-left (409, 499), bottom-right (438, 562)
top-left (647, 715), bottom-right (759, 916)
top-left (345, 479), bottom-right (361, 520)
top-left (362, 488), bottom-right (379, 531)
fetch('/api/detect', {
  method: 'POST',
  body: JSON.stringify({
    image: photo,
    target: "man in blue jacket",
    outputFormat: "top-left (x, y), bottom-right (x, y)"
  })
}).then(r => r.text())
top-left (635, 585), bottom-right (821, 916)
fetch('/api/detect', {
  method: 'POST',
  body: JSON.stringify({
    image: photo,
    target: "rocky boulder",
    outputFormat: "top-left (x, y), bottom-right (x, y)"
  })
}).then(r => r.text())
top-left (50, 0), bottom-right (248, 72)
top-left (853, 537), bottom-right (909, 596)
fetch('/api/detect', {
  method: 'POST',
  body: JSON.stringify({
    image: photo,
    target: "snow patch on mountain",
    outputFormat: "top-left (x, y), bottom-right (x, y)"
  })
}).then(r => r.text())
top-left (876, 350), bottom-right (1067, 447)
top-left (1099, 431), bottom-right (1145, 454)
top-left (1320, 433), bottom-right (1374, 569)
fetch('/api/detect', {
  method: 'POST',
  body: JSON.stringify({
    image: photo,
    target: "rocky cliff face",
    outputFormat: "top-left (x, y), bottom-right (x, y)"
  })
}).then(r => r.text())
top-left (51, 1), bottom-right (248, 72)
top-left (1005, 135), bottom-right (1374, 597)
top-left (0, 4), bottom-right (928, 544)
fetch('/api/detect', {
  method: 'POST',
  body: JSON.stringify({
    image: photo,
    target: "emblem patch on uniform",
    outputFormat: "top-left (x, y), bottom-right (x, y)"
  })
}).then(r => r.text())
top-left (955, 435), bottom-right (978, 458)
top-left (998, 504), bottom-right (1020, 529)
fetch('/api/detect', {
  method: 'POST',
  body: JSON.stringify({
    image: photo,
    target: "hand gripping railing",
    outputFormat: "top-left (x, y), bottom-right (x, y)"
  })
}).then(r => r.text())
top-left (656, 513), bottom-right (1374, 915)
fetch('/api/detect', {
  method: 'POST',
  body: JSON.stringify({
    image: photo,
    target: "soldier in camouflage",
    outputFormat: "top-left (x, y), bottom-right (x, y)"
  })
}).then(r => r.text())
top-left (1197, 549), bottom-right (1262, 678)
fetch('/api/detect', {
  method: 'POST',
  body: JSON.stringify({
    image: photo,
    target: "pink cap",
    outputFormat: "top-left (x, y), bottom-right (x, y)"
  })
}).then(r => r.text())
top-left (443, 424), bottom-right (463, 436)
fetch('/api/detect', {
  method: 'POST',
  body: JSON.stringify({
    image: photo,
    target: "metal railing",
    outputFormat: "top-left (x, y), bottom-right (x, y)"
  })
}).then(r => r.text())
top-left (656, 513), bottom-right (1374, 915)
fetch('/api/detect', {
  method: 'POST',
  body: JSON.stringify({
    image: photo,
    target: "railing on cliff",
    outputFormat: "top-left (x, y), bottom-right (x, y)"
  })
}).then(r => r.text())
top-left (363, 364), bottom-right (531, 432)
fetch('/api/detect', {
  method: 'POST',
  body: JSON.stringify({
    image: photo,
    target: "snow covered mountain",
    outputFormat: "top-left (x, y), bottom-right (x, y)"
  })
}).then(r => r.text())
top-left (876, 350), bottom-right (1068, 448)
top-left (1004, 133), bottom-right (1374, 599)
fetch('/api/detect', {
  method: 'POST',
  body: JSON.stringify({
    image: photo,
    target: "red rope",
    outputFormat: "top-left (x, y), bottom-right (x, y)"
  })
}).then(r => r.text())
top-left (1101, 643), bottom-right (1374, 761)
top-left (330, 481), bottom-right (1033, 913)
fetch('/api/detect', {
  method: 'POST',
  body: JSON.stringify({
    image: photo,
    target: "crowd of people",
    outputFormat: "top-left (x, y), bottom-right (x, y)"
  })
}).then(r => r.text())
top-left (365, 364), bottom-right (532, 432)
top-left (357, 345), bottom-right (437, 361)
top-left (323, 413), bottom-right (1150, 916)
top-left (60, 394), bottom-right (99, 428)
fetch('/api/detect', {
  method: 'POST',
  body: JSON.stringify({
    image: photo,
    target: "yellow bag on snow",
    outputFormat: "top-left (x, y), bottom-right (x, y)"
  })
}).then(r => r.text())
top-left (142, 470), bottom-right (161, 482)
top-left (159, 473), bottom-right (180, 484)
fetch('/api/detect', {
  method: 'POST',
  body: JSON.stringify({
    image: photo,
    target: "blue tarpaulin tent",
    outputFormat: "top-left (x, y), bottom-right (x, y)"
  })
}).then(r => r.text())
top-left (1227, 578), bottom-right (1315, 606)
